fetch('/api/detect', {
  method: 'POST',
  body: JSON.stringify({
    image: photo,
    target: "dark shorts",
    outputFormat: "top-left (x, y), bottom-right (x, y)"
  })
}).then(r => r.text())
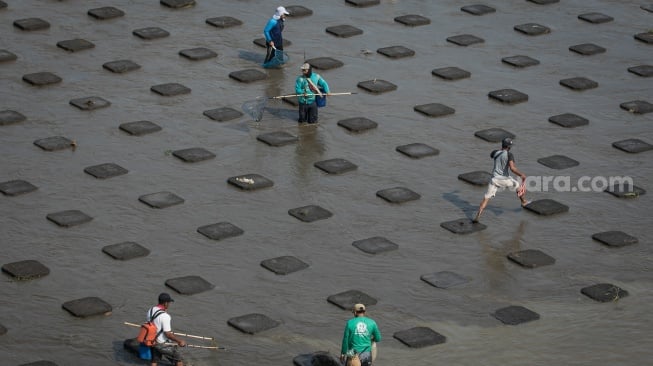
top-left (152, 343), bottom-right (184, 363)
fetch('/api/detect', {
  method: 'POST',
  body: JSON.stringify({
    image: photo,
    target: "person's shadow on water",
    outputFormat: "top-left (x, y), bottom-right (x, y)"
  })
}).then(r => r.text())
top-left (442, 190), bottom-right (504, 219)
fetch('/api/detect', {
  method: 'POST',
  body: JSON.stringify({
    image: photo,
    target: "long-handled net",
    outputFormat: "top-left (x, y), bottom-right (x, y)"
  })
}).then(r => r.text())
top-left (262, 47), bottom-right (289, 69)
top-left (242, 97), bottom-right (269, 122)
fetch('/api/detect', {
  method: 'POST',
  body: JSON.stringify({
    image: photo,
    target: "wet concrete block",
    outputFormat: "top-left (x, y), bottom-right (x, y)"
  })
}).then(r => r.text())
top-left (376, 187), bottom-right (420, 203)
top-left (514, 23), bottom-right (550, 35)
top-left (493, 305), bottom-right (539, 325)
top-left (0, 49), bottom-right (17, 62)
top-left (260, 256), bottom-right (309, 275)
top-left (346, 0), bottom-right (380, 7)
top-left (139, 191), bottom-right (184, 208)
top-left (166, 275), bottom-right (214, 295)
top-left (548, 113), bottom-right (589, 128)
top-left (88, 6), bottom-right (125, 20)
top-left (160, 0), bottom-right (196, 8)
top-left (227, 174), bottom-right (274, 191)
top-left (394, 327), bottom-right (446, 348)
top-left (0, 323), bottom-right (5, 335)
top-left (0, 110), bottom-right (26, 125)
top-left (119, 120), bottom-right (161, 136)
top-left (197, 222), bottom-right (244, 240)
top-left (227, 313), bottom-right (280, 334)
top-left (440, 218), bottom-right (487, 234)
top-left (14, 18), bottom-right (50, 31)
top-left (84, 163), bottom-right (128, 179)
top-left (461, 4), bottom-right (496, 15)
top-left (103, 59), bottom-right (141, 73)
top-left (133, 27), bottom-right (170, 40)
top-left (527, 0), bottom-right (559, 4)
top-left (396, 143), bottom-right (439, 158)
top-left (253, 38), bottom-right (291, 48)
top-left (592, 231), bottom-right (638, 248)
top-left (62, 297), bottom-right (112, 317)
top-left (414, 103), bottom-right (455, 117)
top-left (172, 147), bottom-right (215, 162)
top-left (305, 57), bottom-right (343, 70)
top-left (203, 107), bottom-right (242, 122)
top-left (102, 241), bottom-right (150, 260)
top-left (327, 289), bottom-right (377, 310)
top-left (46, 210), bottom-right (93, 227)
top-left (377, 45), bottom-right (415, 59)
top-left (314, 158), bottom-right (357, 174)
top-left (206, 16), bottom-right (243, 28)
top-left (634, 32), bottom-right (653, 44)
top-left (288, 205), bottom-right (333, 222)
top-left (569, 43), bottom-right (606, 55)
top-left (293, 351), bottom-right (341, 366)
top-left (474, 128), bottom-right (515, 143)
top-left (507, 249), bottom-right (555, 268)
top-left (22, 72), bottom-right (62, 86)
top-left (502, 55), bottom-right (540, 68)
top-left (257, 131), bottom-right (298, 146)
top-left (537, 155), bottom-right (579, 169)
top-left (337, 117), bottom-right (378, 132)
top-left (0, 1), bottom-right (6, 9)
top-left (326, 25), bottom-right (363, 38)
top-left (57, 39), bottom-right (95, 52)
top-left (421, 271), bottom-right (470, 288)
top-left (578, 12), bottom-right (613, 24)
top-left (488, 89), bottom-right (528, 104)
top-left (2, 260), bottom-right (50, 280)
top-left (357, 79), bottom-right (397, 94)
top-left (432, 67), bottom-right (470, 80)
top-left (628, 65), bottom-right (653, 77)
top-left (446, 34), bottom-right (484, 46)
top-left (394, 15), bottom-right (431, 26)
top-left (352, 236), bottom-right (398, 254)
top-left (123, 338), bottom-right (139, 356)
top-left (286, 5), bottom-right (313, 17)
top-left (0, 179), bottom-right (38, 196)
top-left (642, 4), bottom-right (653, 13)
top-left (523, 199), bottom-right (568, 215)
top-left (18, 362), bottom-right (59, 366)
top-left (179, 47), bottom-right (217, 60)
top-left (229, 69), bottom-right (267, 83)
top-left (581, 283), bottom-right (628, 302)
top-left (605, 183), bottom-right (646, 198)
top-left (620, 100), bottom-right (653, 114)
top-left (612, 138), bottom-right (653, 153)
top-left (151, 83), bottom-right (191, 96)
top-left (69, 96), bottom-right (111, 111)
top-left (458, 171), bottom-right (491, 186)
top-left (560, 77), bottom-right (598, 91)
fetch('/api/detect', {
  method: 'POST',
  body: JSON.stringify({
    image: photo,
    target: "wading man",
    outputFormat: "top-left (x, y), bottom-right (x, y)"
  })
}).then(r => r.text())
top-left (148, 293), bottom-right (186, 366)
top-left (340, 304), bottom-right (381, 366)
top-left (263, 6), bottom-right (289, 64)
top-left (295, 62), bottom-right (330, 124)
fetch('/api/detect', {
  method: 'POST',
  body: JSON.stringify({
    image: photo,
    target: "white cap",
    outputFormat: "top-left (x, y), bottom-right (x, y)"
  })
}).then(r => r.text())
top-left (301, 62), bottom-right (310, 70)
top-left (276, 6), bottom-right (290, 16)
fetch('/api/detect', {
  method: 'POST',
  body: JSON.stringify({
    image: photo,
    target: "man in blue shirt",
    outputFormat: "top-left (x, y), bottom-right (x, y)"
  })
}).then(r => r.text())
top-left (263, 6), bottom-right (289, 63)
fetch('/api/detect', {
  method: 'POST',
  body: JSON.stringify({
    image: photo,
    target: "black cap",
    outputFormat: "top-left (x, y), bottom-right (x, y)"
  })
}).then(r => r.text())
top-left (502, 137), bottom-right (514, 148)
top-left (158, 293), bottom-right (174, 304)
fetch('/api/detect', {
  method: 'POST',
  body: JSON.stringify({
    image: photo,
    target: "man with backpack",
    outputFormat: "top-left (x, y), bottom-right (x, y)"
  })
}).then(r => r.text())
top-left (147, 293), bottom-right (186, 366)
top-left (295, 62), bottom-right (330, 124)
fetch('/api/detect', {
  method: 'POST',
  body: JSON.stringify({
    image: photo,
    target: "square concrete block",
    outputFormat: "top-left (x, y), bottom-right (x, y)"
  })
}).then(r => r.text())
top-left (377, 46), bottom-right (415, 58)
top-left (414, 103), bottom-right (455, 117)
top-left (627, 65), bottom-right (653, 77)
top-left (0, 110), bottom-right (26, 125)
top-left (548, 113), bottom-right (589, 128)
top-left (337, 117), bottom-right (378, 132)
top-left (560, 77), bottom-right (598, 90)
top-left (634, 32), bottom-right (653, 44)
top-left (165, 275), bottom-right (214, 295)
top-left (253, 38), bottom-right (291, 48)
top-left (396, 143), bottom-right (439, 158)
top-left (203, 107), bottom-right (243, 122)
top-left (345, 0), bottom-right (380, 7)
top-left (227, 174), bottom-right (274, 190)
top-left (474, 128), bottom-right (515, 143)
top-left (23, 72), bottom-right (62, 86)
top-left (537, 155), bottom-right (579, 169)
top-left (172, 147), bottom-right (215, 162)
top-left (376, 187), bottom-right (420, 203)
top-left (458, 171), bottom-right (491, 186)
top-left (394, 14), bottom-right (430, 26)
top-left (642, 4), bottom-right (653, 12)
top-left (84, 163), bottom-right (128, 179)
top-left (432, 67), bottom-right (470, 80)
top-left (327, 289), bottom-right (377, 310)
top-left (14, 18), bottom-right (50, 31)
top-left (2, 260), bottom-right (50, 280)
top-left (314, 158), bottom-right (357, 174)
top-left (62, 297), bottom-right (112, 317)
top-left (160, 0), bottom-right (196, 8)
top-left (446, 34), bottom-right (484, 46)
top-left (151, 83), bottom-right (191, 96)
top-left (502, 55), bottom-right (540, 68)
top-left (256, 131), bottom-right (298, 146)
top-left (293, 352), bottom-right (340, 366)
top-left (229, 69), bottom-right (267, 83)
top-left (34, 136), bottom-right (74, 151)
top-left (227, 313), bottom-right (280, 334)
top-left (440, 218), bottom-right (487, 234)
top-left (0, 323), bottom-right (6, 335)
top-left (102, 241), bottom-right (150, 260)
top-left (69, 96), bottom-right (111, 111)
top-left (488, 89), bottom-right (528, 104)
top-left (461, 4), bottom-right (496, 15)
top-left (46, 210), bottom-right (93, 227)
top-left (139, 191), bottom-right (184, 208)
top-left (357, 79), bottom-right (397, 94)
top-left (0, 180), bottom-right (38, 196)
top-left (605, 183), bottom-right (646, 198)
top-left (288, 205), bottom-right (333, 222)
top-left (206, 16), bottom-right (243, 28)
top-left (103, 60), bottom-right (141, 73)
top-left (507, 249), bottom-right (555, 268)
top-left (304, 57), bottom-right (344, 70)
top-left (326, 25), bottom-right (363, 38)
top-left (88, 6), bottom-right (125, 20)
top-left (493, 305), bottom-right (540, 325)
top-left (592, 231), bottom-right (638, 248)
top-left (420, 271), bottom-right (470, 288)
top-left (352, 236), bottom-right (398, 254)
top-left (527, 0), bottom-right (559, 4)
top-left (612, 138), bottom-right (653, 153)
top-left (260, 256), bottom-right (309, 275)
top-left (578, 12), bottom-right (613, 24)
top-left (523, 199), bottom-right (569, 215)
top-left (286, 5), bottom-right (313, 17)
top-left (569, 43), bottom-right (606, 55)
top-left (119, 120), bottom-right (161, 136)
top-left (620, 100), bottom-right (653, 114)
top-left (18, 362), bottom-right (58, 366)
top-left (394, 327), bottom-right (446, 348)
top-left (133, 27), bottom-right (170, 40)
top-left (581, 283), bottom-right (628, 302)
top-left (0, 49), bottom-right (18, 62)
top-left (57, 39), bottom-right (95, 52)
top-left (197, 222), bottom-right (244, 240)
top-left (179, 47), bottom-right (217, 60)
top-left (514, 23), bottom-right (550, 35)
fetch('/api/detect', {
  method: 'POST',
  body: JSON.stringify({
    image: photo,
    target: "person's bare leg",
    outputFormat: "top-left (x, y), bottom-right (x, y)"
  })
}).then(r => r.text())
top-left (473, 198), bottom-right (489, 223)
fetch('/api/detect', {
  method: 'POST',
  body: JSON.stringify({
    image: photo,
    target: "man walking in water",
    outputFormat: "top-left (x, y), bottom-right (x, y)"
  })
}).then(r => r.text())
top-left (340, 304), bottom-right (381, 366)
top-left (473, 137), bottom-right (528, 223)
top-left (148, 293), bottom-right (186, 366)
top-left (263, 6), bottom-right (289, 64)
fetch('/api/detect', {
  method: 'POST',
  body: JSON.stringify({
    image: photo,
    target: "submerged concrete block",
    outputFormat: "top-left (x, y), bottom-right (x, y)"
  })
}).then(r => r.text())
top-left (414, 103), bottom-right (455, 117)
top-left (357, 79), bottom-right (397, 94)
top-left (151, 83), bottom-right (191, 96)
top-left (165, 275), bottom-right (214, 295)
top-left (0, 180), bottom-right (38, 196)
top-left (0, 110), bottom-right (26, 125)
top-left (103, 60), bottom-right (141, 73)
top-left (488, 89), bottom-right (528, 104)
top-left (293, 352), bottom-right (341, 366)
top-left (197, 222), bottom-right (244, 240)
top-left (461, 5), bottom-right (496, 15)
top-left (34, 136), bottom-right (74, 151)
top-left (227, 174), bottom-right (274, 191)
top-left (560, 77), bottom-right (598, 91)
top-left (206, 16), bottom-right (243, 28)
top-left (514, 23), bottom-right (550, 36)
top-left (133, 27), bottom-right (170, 40)
top-left (352, 236), bottom-right (398, 254)
top-left (458, 171), bottom-right (491, 186)
top-left (2, 260), bottom-right (50, 280)
top-left (493, 305), bottom-right (540, 325)
top-left (62, 297), bottom-right (112, 317)
top-left (88, 7), bottom-right (125, 20)
top-left (523, 199), bottom-right (569, 215)
top-left (337, 117), bottom-right (378, 132)
top-left (474, 128), bottom-right (515, 143)
top-left (288, 205), bottom-right (333, 222)
top-left (46, 210), bottom-right (93, 227)
top-left (578, 12), bottom-right (613, 24)
top-left (22, 72), bottom-right (62, 86)
top-left (139, 191), bottom-right (184, 208)
top-left (179, 47), bottom-right (217, 60)
top-left (440, 218), bottom-right (487, 234)
top-left (84, 163), bottom-right (128, 179)
top-left (227, 313), bottom-right (280, 334)
top-left (57, 39), bottom-right (95, 52)
top-left (620, 100), bottom-right (653, 114)
top-left (420, 271), bottom-right (470, 288)
top-left (376, 187), bottom-right (420, 203)
top-left (327, 289), bottom-right (377, 310)
top-left (260, 256), bottom-right (309, 275)
top-left (203, 107), bottom-right (243, 122)
top-left (612, 138), bottom-right (653, 153)
top-left (229, 69), bottom-right (267, 83)
top-left (394, 14), bottom-right (430, 26)
top-left (507, 249), bottom-right (555, 268)
top-left (502, 55), bottom-right (540, 68)
top-left (548, 113), bottom-right (589, 128)
top-left (119, 121), bottom-right (161, 136)
top-left (314, 158), bottom-right (357, 174)
top-left (305, 57), bottom-right (343, 70)
top-left (394, 327), bottom-right (446, 348)
top-left (432, 67), bottom-right (470, 80)
top-left (69, 96), bottom-right (111, 111)
top-left (257, 131), bottom-right (298, 146)
top-left (569, 43), bottom-right (606, 55)
top-left (14, 18), bottom-right (50, 31)
top-left (592, 231), bottom-right (638, 248)
top-left (102, 242), bottom-right (150, 260)
top-left (377, 46), bottom-right (415, 59)
top-left (537, 155), bottom-right (580, 170)
top-left (326, 25), bottom-right (363, 38)
top-left (446, 34), bottom-right (484, 46)
top-left (396, 143), bottom-right (439, 159)
top-left (581, 283), bottom-right (628, 302)
top-left (172, 147), bottom-right (215, 162)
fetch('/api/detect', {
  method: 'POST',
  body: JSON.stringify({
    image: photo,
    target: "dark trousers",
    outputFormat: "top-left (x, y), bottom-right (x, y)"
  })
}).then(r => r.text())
top-left (264, 44), bottom-right (279, 63)
top-left (298, 101), bottom-right (318, 123)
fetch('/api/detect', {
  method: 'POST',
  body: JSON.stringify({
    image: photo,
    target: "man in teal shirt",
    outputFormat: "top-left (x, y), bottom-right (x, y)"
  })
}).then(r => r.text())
top-left (295, 62), bottom-right (330, 124)
top-left (340, 304), bottom-right (381, 366)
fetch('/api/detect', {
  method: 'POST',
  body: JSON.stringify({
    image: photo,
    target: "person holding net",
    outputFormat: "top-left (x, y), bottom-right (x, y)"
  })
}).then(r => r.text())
top-left (295, 62), bottom-right (330, 124)
top-left (263, 6), bottom-right (289, 64)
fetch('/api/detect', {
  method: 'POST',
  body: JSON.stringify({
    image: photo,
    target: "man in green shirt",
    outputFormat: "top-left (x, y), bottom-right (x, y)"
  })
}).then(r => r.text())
top-left (340, 304), bottom-right (381, 366)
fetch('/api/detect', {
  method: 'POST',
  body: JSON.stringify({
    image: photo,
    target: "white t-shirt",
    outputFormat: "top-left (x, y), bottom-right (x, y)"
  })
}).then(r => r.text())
top-left (147, 306), bottom-right (172, 344)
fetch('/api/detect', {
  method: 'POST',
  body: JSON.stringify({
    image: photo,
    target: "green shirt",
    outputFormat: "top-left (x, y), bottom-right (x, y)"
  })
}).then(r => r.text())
top-left (341, 316), bottom-right (381, 355)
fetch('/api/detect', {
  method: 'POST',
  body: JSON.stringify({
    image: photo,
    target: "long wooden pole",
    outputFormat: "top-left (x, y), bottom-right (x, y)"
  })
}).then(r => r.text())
top-left (270, 92), bottom-right (357, 99)
top-left (164, 342), bottom-right (226, 350)
top-left (123, 321), bottom-right (214, 341)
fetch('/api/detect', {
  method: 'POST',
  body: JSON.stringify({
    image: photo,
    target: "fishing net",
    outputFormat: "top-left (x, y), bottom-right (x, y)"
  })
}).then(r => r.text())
top-left (262, 48), bottom-right (289, 69)
top-left (242, 97), bottom-right (268, 122)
